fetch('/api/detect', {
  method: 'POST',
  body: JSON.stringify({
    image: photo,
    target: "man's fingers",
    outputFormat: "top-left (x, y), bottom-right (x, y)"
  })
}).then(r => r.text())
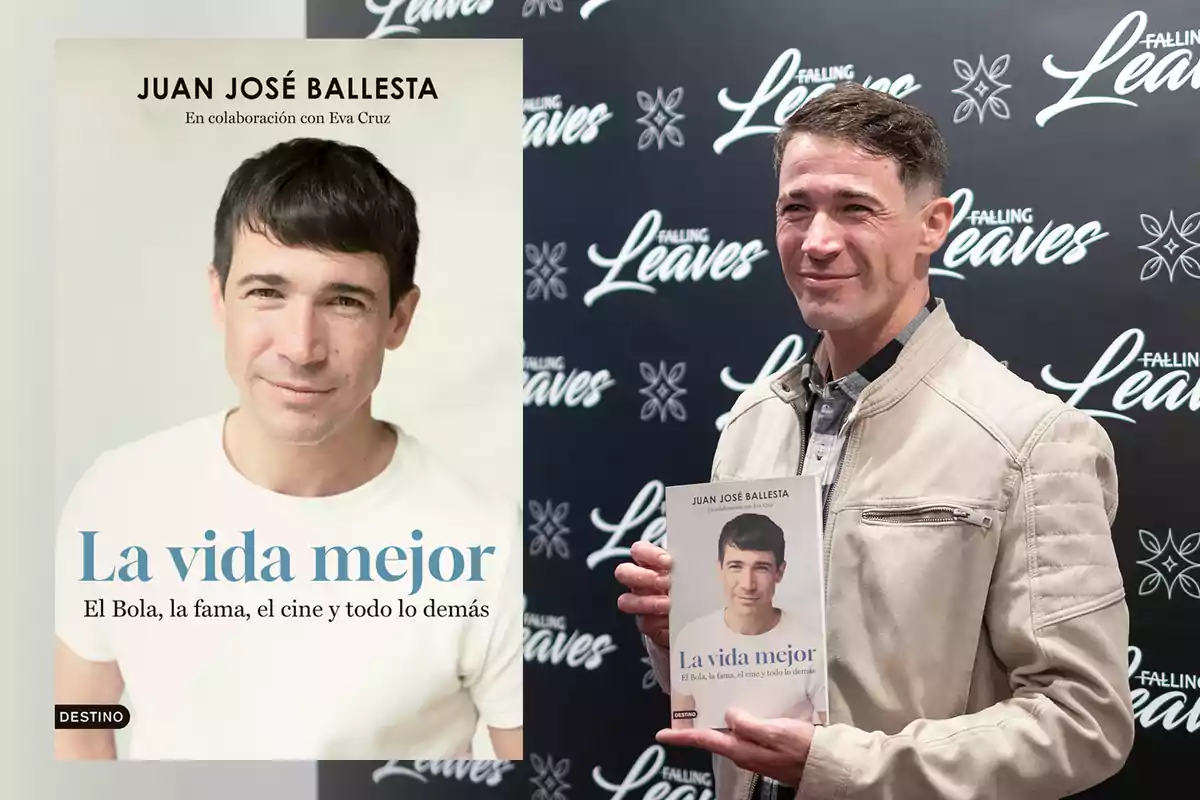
top-left (614, 562), bottom-right (671, 594)
top-left (617, 592), bottom-right (669, 616)
top-left (655, 728), bottom-right (761, 766)
top-left (725, 708), bottom-right (782, 749)
top-left (631, 540), bottom-right (672, 571)
top-left (655, 727), bottom-right (731, 752)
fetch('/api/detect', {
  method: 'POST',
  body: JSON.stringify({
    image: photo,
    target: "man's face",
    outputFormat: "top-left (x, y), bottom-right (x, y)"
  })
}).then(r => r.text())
top-left (775, 132), bottom-right (947, 333)
top-left (209, 229), bottom-right (418, 445)
top-left (719, 545), bottom-right (784, 613)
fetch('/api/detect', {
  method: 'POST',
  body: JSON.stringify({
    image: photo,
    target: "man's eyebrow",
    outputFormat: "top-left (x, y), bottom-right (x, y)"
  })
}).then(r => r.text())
top-left (778, 187), bottom-right (883, 204)
top-left (234, 274), bottom-right (378, 302)
top-left (326, 282), bottom-right (377, 301)
top-left (236, 272), bottom-right (290, 288)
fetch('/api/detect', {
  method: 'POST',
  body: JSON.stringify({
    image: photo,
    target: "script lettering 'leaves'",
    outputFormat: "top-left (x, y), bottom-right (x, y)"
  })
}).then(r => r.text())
top-left (1138, 572), bottom-right (1163, 596)
top-left (953, 59), bottom-right (975, 82)
top-left (1140, 214), bottom-right (1164, 238)
top-left (1139, 529), bottom-right (1163, 555)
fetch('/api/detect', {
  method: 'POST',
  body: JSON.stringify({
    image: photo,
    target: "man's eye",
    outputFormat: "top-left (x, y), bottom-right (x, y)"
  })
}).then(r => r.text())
top-left (247, 288), bottom-right (282, 299)
top-left (332, 296), bottom-right (365, 308)
top-left (846, 204), bottom-right (871, 213)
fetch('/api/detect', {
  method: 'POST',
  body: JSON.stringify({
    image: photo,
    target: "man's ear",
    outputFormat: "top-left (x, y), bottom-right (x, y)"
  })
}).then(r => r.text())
top-left (207, 265), bottom-right (226, 331)
top-left (385, 285), bottom-right (422, 350)
top-left (916, 194), bottom-right (955, 256)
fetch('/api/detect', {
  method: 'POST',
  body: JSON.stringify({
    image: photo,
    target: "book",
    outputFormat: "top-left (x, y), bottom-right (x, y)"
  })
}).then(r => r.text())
top-left (665, 475), bottom-right (828, 729)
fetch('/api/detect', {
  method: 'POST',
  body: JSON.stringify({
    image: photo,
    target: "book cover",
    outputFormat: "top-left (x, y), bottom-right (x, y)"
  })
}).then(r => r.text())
top-left (52, 37), bottom-right (523, 761)
top-left (665, 475), bottom-right (828, 729)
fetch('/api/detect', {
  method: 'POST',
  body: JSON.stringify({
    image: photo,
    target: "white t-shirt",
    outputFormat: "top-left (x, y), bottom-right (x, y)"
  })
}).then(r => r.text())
top-left (673, 608), bottom-right (824, 729)
top-left (54, 410), bottom-right (522, 760)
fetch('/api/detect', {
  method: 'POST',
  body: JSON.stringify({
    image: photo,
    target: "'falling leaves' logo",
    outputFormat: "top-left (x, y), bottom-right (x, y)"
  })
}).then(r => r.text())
top-left (636, 87), bottom-right (685, 150)
top-left (528, 500), bottom-right (571, 559)
top-left (530, 754), bottom-right (572, 800)
top-left (1138, 212), bottom-right (1200, 282)
top-left (952, 54), bottom-right (1012, 123)
top-left (1137, 528), bottom-right (1200, 600)
top-left (525, 242), bottom-right (569, 300)
top-left (638, 361), bottom-right (688, 422)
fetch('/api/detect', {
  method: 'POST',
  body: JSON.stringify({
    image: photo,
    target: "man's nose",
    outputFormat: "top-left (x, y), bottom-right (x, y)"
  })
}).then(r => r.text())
top-left (278, 302), bottom-right (327, 365)
top-left (801, 211), bottom-right (844, 261)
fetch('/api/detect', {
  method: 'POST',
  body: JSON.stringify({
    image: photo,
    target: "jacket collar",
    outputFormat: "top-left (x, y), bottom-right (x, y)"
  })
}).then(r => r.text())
top-left (769, 298), bottom-right (962, 418)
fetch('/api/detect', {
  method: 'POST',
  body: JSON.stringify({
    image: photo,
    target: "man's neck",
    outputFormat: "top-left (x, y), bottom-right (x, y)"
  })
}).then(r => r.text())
top-left (223, 406), bottom-right (396, 497)
top-left (823, 288), bottom-right (930, 379)
top-left (724, 606), bottom-right (781, 635)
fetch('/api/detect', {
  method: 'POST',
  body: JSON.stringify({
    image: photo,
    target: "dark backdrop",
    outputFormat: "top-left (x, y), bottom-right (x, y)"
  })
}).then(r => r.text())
top-left (308, 1), bottom-right (1199, 797)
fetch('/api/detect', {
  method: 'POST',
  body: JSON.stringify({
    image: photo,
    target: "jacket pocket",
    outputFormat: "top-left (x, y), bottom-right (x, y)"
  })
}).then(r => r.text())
top-left (830, 502), bottom-right (1001, 722)
top-left (859, 503), bottom-right (994, 530)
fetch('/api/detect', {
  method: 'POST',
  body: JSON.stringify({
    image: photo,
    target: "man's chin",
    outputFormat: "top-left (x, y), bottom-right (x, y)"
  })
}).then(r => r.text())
top-left (256, 410), bottom-right (341, 446)
top-left (798, 300), bottom-right (875, 335)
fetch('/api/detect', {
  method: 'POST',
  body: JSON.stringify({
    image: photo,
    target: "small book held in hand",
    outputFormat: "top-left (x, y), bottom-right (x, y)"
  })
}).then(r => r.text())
top-left (665, 475), bottom-right (829, 730)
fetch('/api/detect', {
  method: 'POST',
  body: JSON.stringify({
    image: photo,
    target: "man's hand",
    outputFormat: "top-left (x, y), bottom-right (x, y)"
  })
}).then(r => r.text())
top-left (614, 541), bottom-right (672, 648)
top-left (656, 708), bottom-right (815, 787)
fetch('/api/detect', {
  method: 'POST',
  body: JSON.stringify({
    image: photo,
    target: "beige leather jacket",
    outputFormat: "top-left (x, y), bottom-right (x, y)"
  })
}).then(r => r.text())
top-left (646, 300), bottom-right (1134, 799)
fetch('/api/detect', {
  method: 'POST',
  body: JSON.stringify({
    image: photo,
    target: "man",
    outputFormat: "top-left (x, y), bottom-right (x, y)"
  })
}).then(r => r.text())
top-left (672, 513), bottom-right (826, 730)
top-left (54, 138), bottom-right (523, 760)
top-left (615, 84), bottom-right (1132, 799)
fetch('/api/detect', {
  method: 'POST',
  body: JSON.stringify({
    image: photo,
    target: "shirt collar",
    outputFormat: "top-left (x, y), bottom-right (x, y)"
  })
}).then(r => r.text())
top-left (807, 294), bottom-right (937, 401)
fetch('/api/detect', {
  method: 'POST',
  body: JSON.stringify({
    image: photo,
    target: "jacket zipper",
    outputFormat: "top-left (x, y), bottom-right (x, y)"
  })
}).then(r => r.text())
top-left (744, 771), bottom-right (760, 800)
top-left (791, 397), bottom-right (808, 476)
top-left (860, 505), bottom-right (993, 528)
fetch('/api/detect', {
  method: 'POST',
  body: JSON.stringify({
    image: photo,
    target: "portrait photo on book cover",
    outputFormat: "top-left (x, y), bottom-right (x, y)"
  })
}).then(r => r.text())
top-left (666, 478), bottom-right (829, 730)
top-left (51, 38), bottom-right (523, 762)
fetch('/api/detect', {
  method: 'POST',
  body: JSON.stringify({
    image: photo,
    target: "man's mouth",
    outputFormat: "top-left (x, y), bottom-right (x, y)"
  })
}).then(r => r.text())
top-left (799, 272), bottom-right (855, 282)
top-left (268, 380), bottom-right (334, 395)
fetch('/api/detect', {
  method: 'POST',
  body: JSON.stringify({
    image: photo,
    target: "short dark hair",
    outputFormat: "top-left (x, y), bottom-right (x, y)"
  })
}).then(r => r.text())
top-left (212, 137), bottom-right (419, 312)
top-left (773, 82), bottom-right (948, 194)
top-left (718, 513), bottom-right (785, 567)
